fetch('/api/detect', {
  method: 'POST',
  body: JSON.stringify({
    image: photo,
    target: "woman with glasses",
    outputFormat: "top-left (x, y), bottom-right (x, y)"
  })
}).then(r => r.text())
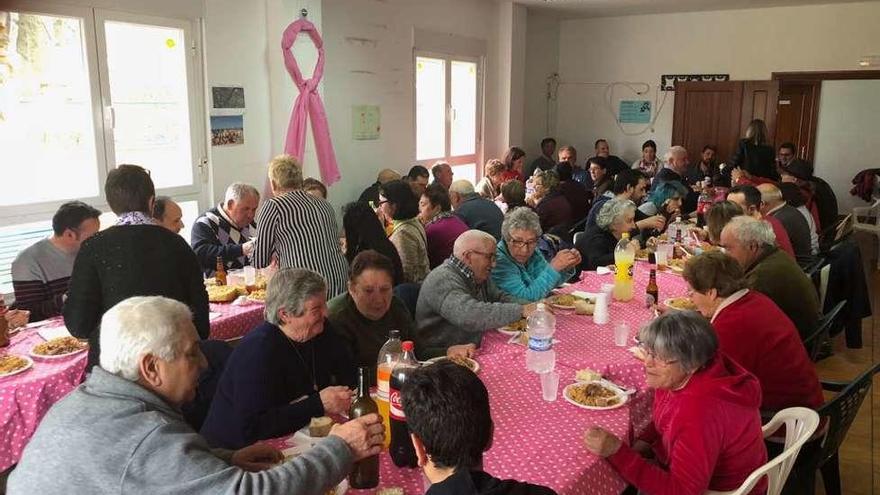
top-left (492, 207), bottom-right (580, 301)
top-left (584, 311), bottom-right (767, 495)
top-left (681, 251), bottom-right (823, 411)
top-left (576, 198), bottom-right (640, 272)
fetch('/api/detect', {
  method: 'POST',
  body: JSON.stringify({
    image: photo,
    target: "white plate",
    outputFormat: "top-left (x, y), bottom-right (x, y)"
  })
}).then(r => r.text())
top-left (424, 356), bottom-right (480, 373)
top-left (663, 297), bottom-right (697, 311)
top-left (562, 381), bottom-right (628, 411)
top-left (0, 355), bottom-right (33, 379)
top-left (497, 323), bottom-right (526, 336)
top-left (30, 344), bottom-right (89, 360)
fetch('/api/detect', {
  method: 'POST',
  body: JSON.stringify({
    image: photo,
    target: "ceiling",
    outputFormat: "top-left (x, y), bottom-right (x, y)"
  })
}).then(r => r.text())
top-left (517, 0), bottom-right (873, 18)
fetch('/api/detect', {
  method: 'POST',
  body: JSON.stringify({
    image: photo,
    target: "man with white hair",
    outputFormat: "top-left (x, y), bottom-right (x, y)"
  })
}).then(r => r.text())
top-left (415, 230), bottom-right (536, 359)
top-left (191, 182), bottom-right (260, 276)
top-left (653, 145), bottom-right (699, 213)
top-left (431, 161), bottom-right (454, 190)
top-left (9, 296), bottom-right (384, 494)
top-left (448, 180), bottom-right (504, 239)
top-left (757, 183), bottom-right (812, 258)
top-left (719, 216), bottom-right (819, 340)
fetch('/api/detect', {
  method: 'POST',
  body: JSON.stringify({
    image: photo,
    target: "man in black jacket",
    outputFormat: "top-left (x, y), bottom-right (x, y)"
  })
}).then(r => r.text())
top-left (402, 361), bottom-right (556, 495)
top-left (64, 165), bottom-right (209, 368)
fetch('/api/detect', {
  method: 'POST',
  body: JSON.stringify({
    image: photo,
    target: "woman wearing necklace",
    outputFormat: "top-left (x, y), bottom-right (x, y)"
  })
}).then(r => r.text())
top-left (201, 268), bottom-right (357, 450)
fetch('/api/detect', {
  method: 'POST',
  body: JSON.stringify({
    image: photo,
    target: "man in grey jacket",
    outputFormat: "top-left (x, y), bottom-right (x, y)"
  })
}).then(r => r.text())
top-left (415, 230), bottom-right (536, 359)
top-left (8, 296), bottom-right (383, 495)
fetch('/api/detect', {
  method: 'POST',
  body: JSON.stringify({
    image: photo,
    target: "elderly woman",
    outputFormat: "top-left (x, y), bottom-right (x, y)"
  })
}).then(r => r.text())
top-left (585, 311), bottom-right (767, 495)
top-left (529, 168), bottom-right (573, 232)
top-left (682, 251), bottom-right (824, 411)
top-left (327, 250), bottom-right (415, 379)
top-left (253, 154), bottom-right (349, 297)
top-left (576, 198), bottom-right (640, 271)
top-left (342, 201), bottom-right (404, 285)
top-left (418, 184), bottom-right (469, 268)
top-left (379, 180), bottom-right (430, 283)
top-left (476, 158), bottom-right (506, 200)
top-left (492, 208), bottom-right (581, 301)
top-left (10, 296), bottom-right (383, 493)
top-left (201, 269), bottom-right (357, 449)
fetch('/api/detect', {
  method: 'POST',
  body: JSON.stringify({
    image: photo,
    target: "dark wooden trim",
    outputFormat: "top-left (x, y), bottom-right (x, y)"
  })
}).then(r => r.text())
top-left (772, 70), bottom-right (880, 81)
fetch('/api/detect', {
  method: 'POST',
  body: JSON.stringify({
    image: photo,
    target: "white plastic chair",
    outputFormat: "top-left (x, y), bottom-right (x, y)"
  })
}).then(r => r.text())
top-left (706, 407), bottom-right (820, 495)
top-left (852, 198), bottom-right (880, 269)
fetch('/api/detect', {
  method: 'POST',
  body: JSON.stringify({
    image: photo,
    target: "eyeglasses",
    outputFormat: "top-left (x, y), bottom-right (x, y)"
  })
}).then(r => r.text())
top-left (470, 250), bottom-right (497, 263)
top-left (508, 237), bottom-right (538, 249)
top-left (639, 345), bottom-right (680, 366)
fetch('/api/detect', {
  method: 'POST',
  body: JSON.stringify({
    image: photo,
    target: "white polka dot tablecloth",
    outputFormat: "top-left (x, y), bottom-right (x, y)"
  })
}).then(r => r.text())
top-left (208, 302), bottom-right (265, 340)
top-left (0, 321), bottom-right (87, 472)
top-left (272, 264), bottom-right (691, 494)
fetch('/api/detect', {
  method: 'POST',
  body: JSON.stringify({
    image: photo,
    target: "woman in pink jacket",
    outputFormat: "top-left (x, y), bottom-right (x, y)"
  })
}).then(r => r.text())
top-left (585, 311), bottom-right (767, 495)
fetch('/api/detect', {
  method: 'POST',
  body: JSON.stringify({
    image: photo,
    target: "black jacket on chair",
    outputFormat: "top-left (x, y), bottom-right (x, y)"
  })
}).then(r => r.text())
top-left (64, 224), bottom-right (210, 368)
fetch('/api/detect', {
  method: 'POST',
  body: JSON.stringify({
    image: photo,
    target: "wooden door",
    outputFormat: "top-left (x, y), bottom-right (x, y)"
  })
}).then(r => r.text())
top-left (775, 80), bottom-right (821, 161)
top-left (671, 81), bottom-right (743, 163)
top-left (672, 80), bottom-right (779, 163)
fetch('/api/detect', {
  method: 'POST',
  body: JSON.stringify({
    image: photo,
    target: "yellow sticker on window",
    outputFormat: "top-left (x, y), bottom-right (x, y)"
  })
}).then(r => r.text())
top-left (166, 38), bottom-right (176, 49)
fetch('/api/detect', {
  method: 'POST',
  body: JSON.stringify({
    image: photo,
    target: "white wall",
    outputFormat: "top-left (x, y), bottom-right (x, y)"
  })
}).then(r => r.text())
top-left (555, 1), bottom-right (880, 165)
top-left (320, 0), bottom-right (503, 214)
top-left (523, 8), bottom-right (560, 158)
top-left (813, 80), bottom-right (880, 212)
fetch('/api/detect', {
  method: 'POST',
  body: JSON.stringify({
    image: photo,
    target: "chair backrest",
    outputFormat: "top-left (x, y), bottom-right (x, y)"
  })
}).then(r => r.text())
top-left (706, 407), bottom-right (820, 495)
top-left (803, 300), bottom-right (846, 361)
top-left (393, 282), bottom-right (421, 318)
top-left (816, 361), bottom-right (880, 466)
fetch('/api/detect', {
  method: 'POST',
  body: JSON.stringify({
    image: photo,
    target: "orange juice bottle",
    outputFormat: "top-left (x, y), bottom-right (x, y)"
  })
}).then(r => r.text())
top-left (375, 330), bottom-right (402, 448)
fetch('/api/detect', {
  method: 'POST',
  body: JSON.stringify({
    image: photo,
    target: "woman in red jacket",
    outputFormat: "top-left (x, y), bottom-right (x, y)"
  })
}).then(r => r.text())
top-left (584, 311), bottom-right (767, 495)
top-left (682, 251), bottom-right (824, 411)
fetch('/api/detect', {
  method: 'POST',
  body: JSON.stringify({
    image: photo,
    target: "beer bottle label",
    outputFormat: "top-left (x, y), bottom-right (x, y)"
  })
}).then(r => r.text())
top-left (389, 388), bottom-right (405, 421)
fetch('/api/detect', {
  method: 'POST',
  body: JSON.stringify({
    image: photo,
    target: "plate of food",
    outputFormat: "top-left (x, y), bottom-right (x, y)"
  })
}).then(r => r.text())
top-left (246, 289), bottom-right (267, 303)
top-left (563, 380), bottom-right (627, 411)
top-left (0, 354), bottom-right (33, 379)
top-left (498, 318), bottom-right (527, 336)
top-left (666, 258), bottom-right (686, 274)
top-left (425, 355), bottom-right (480, 373)
top-left (30, 336), bottom-right (89, 359)
top-left (664, 297), bottom-right (698, 311)
top-left (635, 248), bottom-right (653, 262)
top-left (206, 285), bottom-right (240, 303)
top-left (548, 293), bottom-right (591, 311)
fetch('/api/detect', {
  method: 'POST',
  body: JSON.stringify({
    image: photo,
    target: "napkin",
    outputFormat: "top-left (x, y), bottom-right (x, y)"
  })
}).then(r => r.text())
top-left (209, 312), bottom-right (222, 321)
top-left (38, 326), bottom-right (72, 341)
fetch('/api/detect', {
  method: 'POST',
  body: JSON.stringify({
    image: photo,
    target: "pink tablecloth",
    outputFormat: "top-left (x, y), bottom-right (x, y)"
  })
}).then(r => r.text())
top-left (0, 320), bottom-right (87, 472)
top-left (276, 263), bottom-right (690, 494)
top-left (208, 302), bottom-right (265, 340)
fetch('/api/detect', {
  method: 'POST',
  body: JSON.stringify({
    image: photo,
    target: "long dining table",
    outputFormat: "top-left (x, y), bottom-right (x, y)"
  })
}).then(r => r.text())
top-left (0, 300), bottom-right (266, 472)
top-left (273, 263), bottom-right (691, 495)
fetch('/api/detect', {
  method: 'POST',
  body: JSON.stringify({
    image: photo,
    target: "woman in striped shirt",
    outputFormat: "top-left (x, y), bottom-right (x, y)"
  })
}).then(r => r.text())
top-left (253, 155), bottom-right (349, 297)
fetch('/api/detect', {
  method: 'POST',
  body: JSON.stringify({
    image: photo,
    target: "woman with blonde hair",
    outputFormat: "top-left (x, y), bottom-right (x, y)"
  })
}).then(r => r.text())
top-left (252, 154), bottom-right (349, 296)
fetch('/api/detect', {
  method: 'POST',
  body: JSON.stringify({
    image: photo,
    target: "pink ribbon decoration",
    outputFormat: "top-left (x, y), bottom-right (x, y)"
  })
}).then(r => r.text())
top-left (280, 18), bottom-right (340, 187)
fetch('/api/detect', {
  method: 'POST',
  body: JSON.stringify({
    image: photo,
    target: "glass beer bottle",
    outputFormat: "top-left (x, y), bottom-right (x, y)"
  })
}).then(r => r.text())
top-left (348, 366), bottom-right (380, 488)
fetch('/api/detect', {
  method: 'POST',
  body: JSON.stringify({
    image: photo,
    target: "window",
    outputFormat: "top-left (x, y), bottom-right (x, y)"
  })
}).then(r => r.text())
top-left (0, 5), bottom-right (206, 294)
top-left (415, 53), bottom-right (482, 185)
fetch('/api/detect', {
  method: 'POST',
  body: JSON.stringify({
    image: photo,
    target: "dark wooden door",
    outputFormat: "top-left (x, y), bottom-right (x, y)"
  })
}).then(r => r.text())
top-left (673, 80), bottom-right (779, 163)
top-left (775, 80), bottom-right (821, 161)
top-left (671, 81), bottom-right (743, 164)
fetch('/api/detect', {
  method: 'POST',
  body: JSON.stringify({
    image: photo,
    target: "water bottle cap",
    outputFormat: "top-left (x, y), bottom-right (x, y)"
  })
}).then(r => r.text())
top-left (402, 341), bottom-right (414, 351)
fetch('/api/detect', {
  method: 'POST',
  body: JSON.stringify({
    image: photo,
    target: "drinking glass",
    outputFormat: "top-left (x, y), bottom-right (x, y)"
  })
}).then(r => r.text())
top-left (540, 371), bottom-right (560, 402)
top-left (614, 322), bottom-right (630, 347)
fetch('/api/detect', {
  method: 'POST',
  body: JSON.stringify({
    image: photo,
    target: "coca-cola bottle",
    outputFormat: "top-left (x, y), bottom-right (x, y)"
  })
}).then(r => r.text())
top-left (388, 340), bottom-right (419, 468)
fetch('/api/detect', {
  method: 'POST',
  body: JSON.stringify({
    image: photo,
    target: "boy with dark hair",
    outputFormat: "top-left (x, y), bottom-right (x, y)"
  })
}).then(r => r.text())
top-left (402, 361), bottom-right (556, 494)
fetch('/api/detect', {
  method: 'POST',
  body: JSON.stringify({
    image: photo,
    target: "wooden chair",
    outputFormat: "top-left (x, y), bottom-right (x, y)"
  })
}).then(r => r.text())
top-left (707, 407), bottom-right (820, 495)
top-left (802, 300), bottom-right (846, 362)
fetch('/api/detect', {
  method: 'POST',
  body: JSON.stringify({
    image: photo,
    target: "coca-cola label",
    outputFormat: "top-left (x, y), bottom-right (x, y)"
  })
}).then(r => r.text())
top-left (389, 388), bottom-right (405, 420)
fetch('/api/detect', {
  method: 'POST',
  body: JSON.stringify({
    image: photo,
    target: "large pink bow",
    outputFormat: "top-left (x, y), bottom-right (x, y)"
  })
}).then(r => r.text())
top-left (281, 18), bottom-right (340, 186)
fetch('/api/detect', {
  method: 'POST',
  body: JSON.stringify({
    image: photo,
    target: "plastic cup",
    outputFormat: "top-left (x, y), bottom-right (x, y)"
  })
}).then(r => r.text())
top-left (540, 371), bottom-right (560, 401)
top-left (601, 283), bottom-right (614, 296)
top-left (244, 265), bottom-right (256, 286)
top-left (614, 322), bottom-right (630, 347)
top-left (593, 293), bottom-right (609, 325)
top-left (656, 244), bottom-right (672, 270)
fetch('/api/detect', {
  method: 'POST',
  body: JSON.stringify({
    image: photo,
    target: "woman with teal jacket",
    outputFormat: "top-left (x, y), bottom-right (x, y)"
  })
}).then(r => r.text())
top-left (491, 207), bottom-right (581, 301)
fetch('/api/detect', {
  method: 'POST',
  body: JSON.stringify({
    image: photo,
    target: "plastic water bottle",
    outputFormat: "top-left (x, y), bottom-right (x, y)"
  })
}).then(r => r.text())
top-left (526, 303), bottom-right (556, 373)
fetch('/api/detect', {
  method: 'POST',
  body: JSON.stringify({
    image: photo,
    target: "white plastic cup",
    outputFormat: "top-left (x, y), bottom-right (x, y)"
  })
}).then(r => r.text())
top-left (601, 283), bottom-right (614, 297)
top-left (614, 322), bottom-right (630, 347)
top-left (244, 265), bottom-right (256, 286)
top-left (593, 293), bottom-right (609, 325)
top-left (540, 370), bottom-right (560, 402)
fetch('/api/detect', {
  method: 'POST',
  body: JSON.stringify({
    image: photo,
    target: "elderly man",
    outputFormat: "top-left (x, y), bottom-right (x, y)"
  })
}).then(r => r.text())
top-left (11, 201), bottom-right (101, 322)
top-left (9, 296), bottom-right (382, 494)
top-left (727, 185), bottom-right (795, 258)
top-left (558, 145), bottom-right (586, 184)
top-left (758, 183), bottom-right (812, 258)
top-left (719, 216), bottom-right (819, 340)
top-left (358, 168), bottom-right (401, 205)
top-left (191, 183), bottom-right (259, 276)
top-left (64, 165), bottom-right (209, 368)
top-left (415, 230), bottom-right (535, 358)
top-left (153, 196), bottom-right (184, 234)
top-left (431, 161), bottom-right (454, 190)
top-left (449, 180), bottom-right (504, 240)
